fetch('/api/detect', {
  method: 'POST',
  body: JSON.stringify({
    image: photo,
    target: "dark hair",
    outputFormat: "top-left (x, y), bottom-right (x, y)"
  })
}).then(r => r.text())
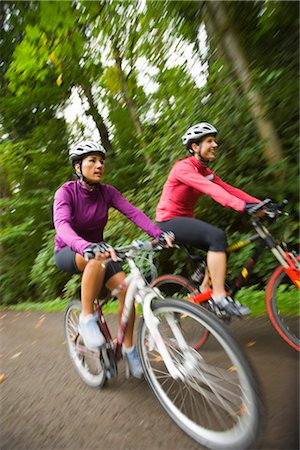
top-left (71, 158), bottom-right (81, 168)
top-left (186, 138), bottom-right (201, 150)
top-left (186, 134), bottom-right (217, 150)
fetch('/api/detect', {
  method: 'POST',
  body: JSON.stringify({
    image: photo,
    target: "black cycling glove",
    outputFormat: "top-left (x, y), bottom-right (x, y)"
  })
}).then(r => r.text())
top-left (244, 203), bottom-right (260, 215)
top-left (83, 242), bottom-right (111, 261)
top-left (158, 231), bottom-right (175, 246)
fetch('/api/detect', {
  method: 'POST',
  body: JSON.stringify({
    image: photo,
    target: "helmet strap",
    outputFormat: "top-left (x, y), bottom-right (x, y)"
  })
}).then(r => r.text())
top-left (189, 143), bottom-right (210, 167)
top-left (199, 157), bottom-right (209, 167)
top-left (75, 162), bottom-right (99, 188)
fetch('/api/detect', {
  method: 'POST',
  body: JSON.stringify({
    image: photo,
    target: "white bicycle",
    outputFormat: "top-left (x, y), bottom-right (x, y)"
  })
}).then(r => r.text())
top-left (64, 240), bottom-right (261, 450)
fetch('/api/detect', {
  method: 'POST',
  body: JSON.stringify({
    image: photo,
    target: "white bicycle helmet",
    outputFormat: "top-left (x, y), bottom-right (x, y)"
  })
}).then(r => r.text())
top-left (182, 122), bottom-right (218, 149)
top-left (69, 141), bottom-right (106, 166)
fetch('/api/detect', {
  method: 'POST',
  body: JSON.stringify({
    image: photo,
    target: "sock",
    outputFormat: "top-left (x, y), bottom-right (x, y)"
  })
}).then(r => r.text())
top-left (80, 313), bottom-right (94, 323)
top-left (123, 345), bottom-right (134, 353)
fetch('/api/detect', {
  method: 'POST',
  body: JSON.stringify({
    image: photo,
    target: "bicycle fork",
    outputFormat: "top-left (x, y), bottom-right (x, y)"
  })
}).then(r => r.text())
top-left (142, 292), bottom-right (188, 381)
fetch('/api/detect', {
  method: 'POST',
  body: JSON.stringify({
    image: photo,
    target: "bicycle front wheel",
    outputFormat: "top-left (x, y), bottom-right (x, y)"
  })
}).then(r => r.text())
top-left (151, 275), bottom-right (210, 349)
top-left (64, 300), bottom-right (107, 387)
top-left (138, 299), bottom-right (261, 450)
top-left (266, 258), bottom-right (300, 351)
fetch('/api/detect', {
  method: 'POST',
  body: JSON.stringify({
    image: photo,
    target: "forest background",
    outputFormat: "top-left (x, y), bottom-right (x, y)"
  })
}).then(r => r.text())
top-left (0, 0), bottom-right (299, 306)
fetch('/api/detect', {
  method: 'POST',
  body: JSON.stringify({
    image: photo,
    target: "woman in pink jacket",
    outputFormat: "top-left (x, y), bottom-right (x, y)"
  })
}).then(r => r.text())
top-left (156, 122), bottom-right (261, 316)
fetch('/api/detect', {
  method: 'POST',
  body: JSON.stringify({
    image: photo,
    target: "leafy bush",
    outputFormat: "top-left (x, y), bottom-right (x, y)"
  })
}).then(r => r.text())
top-left (30, 230), bottom-right (69, 300)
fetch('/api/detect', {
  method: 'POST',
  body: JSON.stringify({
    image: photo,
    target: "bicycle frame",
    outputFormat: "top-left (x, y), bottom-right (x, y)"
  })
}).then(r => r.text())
top-left (95, 246), bottom-right (185, 380)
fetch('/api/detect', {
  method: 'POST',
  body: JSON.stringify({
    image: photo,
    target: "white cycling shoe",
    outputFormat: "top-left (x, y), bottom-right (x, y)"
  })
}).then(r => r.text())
top-left (78, 313), bottom-right (105, 351)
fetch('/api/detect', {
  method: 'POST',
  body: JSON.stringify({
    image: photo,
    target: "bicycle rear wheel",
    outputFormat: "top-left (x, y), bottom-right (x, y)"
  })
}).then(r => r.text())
top-left (151, 275), bottom-right (210, 349)
top-left (137, 299), bottom-right (261, 450)
top-left (266, 258), bottom-right (300, 351)
top-left (64, 300), bottom-right (107, 387)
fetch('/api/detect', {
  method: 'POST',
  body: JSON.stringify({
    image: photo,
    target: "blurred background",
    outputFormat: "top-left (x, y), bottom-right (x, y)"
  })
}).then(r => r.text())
top-left (0, 0), bottom-right (299, 306)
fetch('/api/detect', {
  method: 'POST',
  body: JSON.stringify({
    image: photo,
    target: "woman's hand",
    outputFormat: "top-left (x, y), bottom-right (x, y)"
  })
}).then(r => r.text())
top-left (83, 242), bottom-right (118, 262)
top-left (158, 231), bottom-right (175, 248)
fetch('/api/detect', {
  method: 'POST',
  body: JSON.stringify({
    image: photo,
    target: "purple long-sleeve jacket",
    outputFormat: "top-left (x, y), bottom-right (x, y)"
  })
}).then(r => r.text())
top-left (53, 180), bottom-right (162, 255)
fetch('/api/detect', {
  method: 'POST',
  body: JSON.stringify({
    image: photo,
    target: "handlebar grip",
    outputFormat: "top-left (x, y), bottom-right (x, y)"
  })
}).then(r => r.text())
top-left (250, 198), bottom-right (272, 213)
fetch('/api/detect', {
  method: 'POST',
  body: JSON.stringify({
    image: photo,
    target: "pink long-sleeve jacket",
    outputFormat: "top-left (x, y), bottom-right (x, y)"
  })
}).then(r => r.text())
top-left (156, 156), bottom-right (260, 222)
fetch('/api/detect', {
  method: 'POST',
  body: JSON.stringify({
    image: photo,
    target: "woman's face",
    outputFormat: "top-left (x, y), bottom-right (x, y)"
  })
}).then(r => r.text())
top-left (193, 135), bottom-right (218, 161)
top-left (76, 152), bottom-right (105, 183)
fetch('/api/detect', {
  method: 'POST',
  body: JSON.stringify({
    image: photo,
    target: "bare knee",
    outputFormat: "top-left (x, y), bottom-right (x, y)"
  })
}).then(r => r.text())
top-left (84, 258), bottom-right (105, 274)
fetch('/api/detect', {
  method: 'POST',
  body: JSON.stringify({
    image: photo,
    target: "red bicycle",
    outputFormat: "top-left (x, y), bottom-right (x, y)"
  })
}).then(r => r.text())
top-left (151, 199), bottom-right (300, 351)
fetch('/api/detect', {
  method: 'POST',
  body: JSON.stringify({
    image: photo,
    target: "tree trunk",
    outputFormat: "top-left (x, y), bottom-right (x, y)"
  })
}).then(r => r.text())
top-left (112, 43), bottom-right (152, 169)
top-left (204, 1), bottom-right (283, 167)
top-left (203, 11), bottom-right (242, 99)
top-left (80, 82), bottom-right (113, 156)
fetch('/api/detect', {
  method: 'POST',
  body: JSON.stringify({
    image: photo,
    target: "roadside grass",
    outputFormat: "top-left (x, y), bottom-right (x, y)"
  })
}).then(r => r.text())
top-left (1, 297), bottom-right (119, 314)
top-left (2, 287), bottom-right (298, 316)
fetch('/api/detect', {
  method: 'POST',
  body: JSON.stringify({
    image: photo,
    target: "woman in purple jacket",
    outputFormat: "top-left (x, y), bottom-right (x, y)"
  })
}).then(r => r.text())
top-left (53, 141), bottom-right (173, 378)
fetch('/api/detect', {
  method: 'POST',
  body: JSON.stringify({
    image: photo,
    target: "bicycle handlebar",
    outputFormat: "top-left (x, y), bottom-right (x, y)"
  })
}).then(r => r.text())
top-left (247, 198), bottom-right (288, 219)
top-left (112, 239), bottom-right (164, 260)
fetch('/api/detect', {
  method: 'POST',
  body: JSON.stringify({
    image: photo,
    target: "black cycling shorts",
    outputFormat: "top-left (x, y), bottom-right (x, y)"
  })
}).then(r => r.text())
top-left (54, 246), bottom-right (123, 285)
top-left (157, 217), bottom-right (227, 252)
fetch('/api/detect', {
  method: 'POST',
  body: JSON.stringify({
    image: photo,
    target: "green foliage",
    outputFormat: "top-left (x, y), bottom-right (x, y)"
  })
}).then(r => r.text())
top-left (235, 284), bottom-right (299, 317)
top-left (62, 274), bottom-right (82, 302)
top-left (30, 231), bottom-right (68, 299)
top-left (0, 0), bottom-right (298, 305)
top-left (3, 298), bottom-right (69, 312)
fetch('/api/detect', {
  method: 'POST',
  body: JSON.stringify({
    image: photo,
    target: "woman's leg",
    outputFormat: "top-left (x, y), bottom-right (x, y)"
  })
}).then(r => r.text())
top-left (157, 218), bottom-right (250, 315)
top-left (106, 270), bottom-right (143, 378)
top-left (157, 217), bottom-right (228, 298)
top-left (75, 254), bottom-right (106, 316)
top-left (206, 251), bottom-right (227, 298)
top-left (105, 272), bottom-right (136, 348)
top-left (76, 255), bottom-right (136, 344)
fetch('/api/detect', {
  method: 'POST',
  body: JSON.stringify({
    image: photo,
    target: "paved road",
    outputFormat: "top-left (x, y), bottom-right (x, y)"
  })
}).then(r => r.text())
top-left (0, 311), bottom-right (299, 450)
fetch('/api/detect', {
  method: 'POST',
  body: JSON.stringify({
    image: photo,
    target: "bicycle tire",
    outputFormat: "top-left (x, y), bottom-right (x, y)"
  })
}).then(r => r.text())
top-left (266, 256), bottom-right (300, 351)
top-left (137, 299), bottom-right (261, 450)
top-left (64, 300), bottom-right (107, 387)
top-left (151, 275), bottom-right (210, 349)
